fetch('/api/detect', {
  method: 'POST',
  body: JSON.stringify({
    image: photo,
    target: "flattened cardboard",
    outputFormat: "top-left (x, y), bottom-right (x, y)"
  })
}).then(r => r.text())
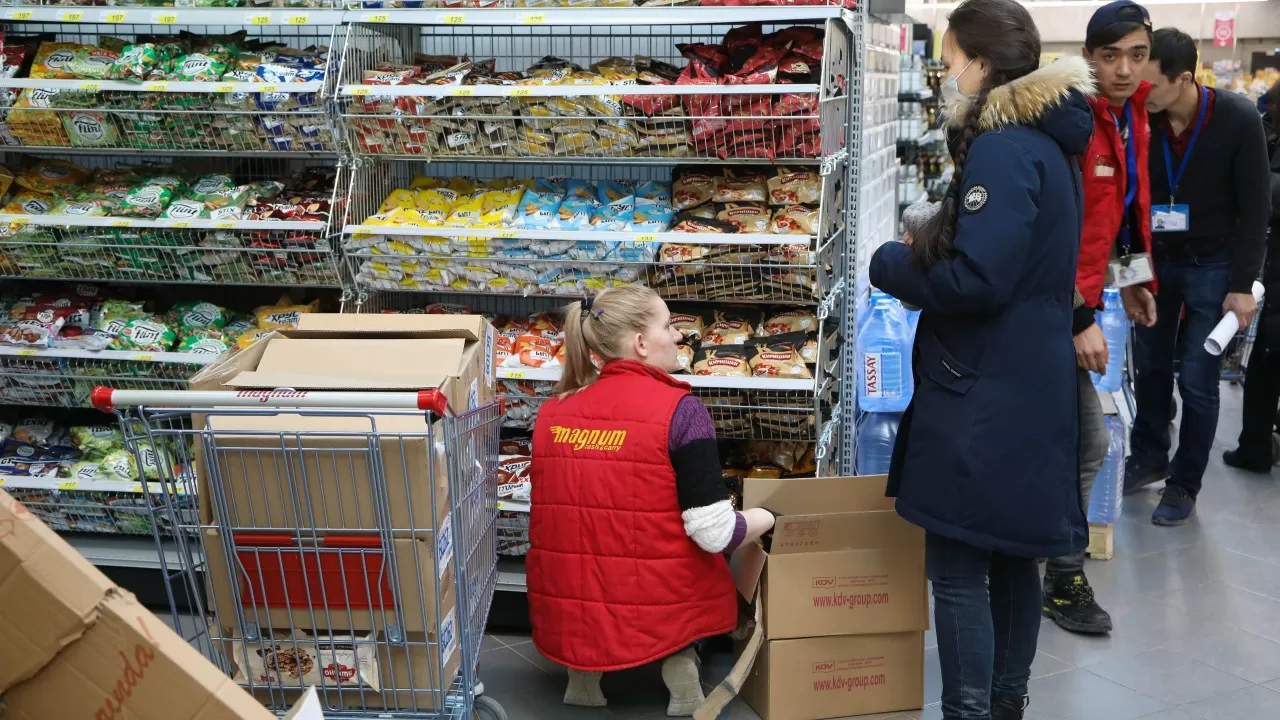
top-left (742, 632), bottom-right (925, 720)
top-left (744, 475), bottom-right (928, 640)
top-left (202, 528), bottom-right (457, 634)
top-left (0, 488), bottom-right (114, 692)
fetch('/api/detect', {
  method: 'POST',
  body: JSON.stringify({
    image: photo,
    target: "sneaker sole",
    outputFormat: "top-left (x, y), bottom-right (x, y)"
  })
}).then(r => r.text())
top-left (1152, 510), bottom-right (1194, 526)
top-left (1123, 474), bottom-right (1168, 496)
top-left (1041, 604), bottom-right (1113, 635)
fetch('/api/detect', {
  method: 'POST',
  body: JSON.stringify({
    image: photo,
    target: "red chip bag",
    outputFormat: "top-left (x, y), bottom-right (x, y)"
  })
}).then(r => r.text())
top-left (677, 43), bottom-right (731, 75)
top-left (775, 93), bottom-right (819, 116)
top-left (723, 24), bottom-right (763, 68)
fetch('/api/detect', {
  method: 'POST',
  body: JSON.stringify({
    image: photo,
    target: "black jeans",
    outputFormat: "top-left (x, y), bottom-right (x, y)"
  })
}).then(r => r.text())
top-left (927, 532), bottom-right (1042, 719)
top-left (1238, 309), bottom-right (1280, 455)
top-left (1131, 248), bottom-right (1233, 496)
top-left (1045, 369), bottom-right (1107, 579)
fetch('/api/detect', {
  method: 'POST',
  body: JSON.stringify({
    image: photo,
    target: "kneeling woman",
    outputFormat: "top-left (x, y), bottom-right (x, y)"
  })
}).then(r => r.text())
top-left (527, 285), bottom-right (775, 717)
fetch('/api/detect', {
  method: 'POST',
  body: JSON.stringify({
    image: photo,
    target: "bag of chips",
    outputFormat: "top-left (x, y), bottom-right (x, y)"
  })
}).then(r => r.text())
top-left (30, 42), bottom-right (80, 80)
top-left (110, 316), bottom-right (177, 352)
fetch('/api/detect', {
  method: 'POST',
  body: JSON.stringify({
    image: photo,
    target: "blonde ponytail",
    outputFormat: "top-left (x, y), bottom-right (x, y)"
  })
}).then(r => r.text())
top-left (555, 285), bottom-right (661, 395)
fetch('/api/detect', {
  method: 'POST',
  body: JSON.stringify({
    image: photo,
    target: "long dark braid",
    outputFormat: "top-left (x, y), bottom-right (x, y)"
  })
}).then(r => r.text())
top-left (906, 0), bottom-right (1039, 269)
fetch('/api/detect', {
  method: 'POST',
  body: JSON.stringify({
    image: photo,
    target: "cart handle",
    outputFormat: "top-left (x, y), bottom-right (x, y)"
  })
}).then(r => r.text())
top-left (91, 387), bottom-right (450, 416)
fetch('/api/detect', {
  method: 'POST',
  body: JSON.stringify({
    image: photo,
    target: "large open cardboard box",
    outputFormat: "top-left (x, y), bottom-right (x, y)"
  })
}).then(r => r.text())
top-left (736, 475), bottom-right (928, 720)
top-left (0, 489), bottom-right (324, 719)
top-left (188, 314), bottom-right (495, 536)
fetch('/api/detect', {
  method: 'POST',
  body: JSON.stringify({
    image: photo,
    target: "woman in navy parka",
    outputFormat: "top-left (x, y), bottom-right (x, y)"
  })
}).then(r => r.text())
top-left (869, 1), bottom-right (1093, 717)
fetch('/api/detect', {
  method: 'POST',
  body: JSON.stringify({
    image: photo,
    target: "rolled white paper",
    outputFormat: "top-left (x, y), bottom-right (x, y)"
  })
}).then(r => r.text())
top-left (1205, 280), bottom-right (1266, 356)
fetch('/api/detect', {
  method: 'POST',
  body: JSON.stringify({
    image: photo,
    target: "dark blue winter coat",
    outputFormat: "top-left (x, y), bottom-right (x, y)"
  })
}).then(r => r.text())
top-left (870, 57), bottom-right (1096, 559)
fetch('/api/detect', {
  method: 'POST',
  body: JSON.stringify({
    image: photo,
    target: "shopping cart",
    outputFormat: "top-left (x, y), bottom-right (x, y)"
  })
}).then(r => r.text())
top-left (90, 387), bottom-right (507, 720)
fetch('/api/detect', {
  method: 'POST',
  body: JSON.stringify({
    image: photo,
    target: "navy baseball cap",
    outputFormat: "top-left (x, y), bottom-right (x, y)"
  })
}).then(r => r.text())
top-left (1086, 0), bottom-right (1152, 42)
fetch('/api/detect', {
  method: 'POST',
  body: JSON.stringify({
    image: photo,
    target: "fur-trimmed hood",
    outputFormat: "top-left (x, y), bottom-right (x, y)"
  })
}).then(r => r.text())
top-left (943, 56), bottom-right (1096, 155)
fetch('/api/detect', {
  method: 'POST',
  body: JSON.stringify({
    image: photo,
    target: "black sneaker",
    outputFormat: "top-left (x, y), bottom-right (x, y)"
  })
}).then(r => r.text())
top-left (1123, 457), bottom-right (1169, 495)
top-left (1223, 448), bottom-right (1272, 474)
top-left (1152, 484), bottom-right (1196, 526)
top-left (1042, 574), bottom-right (1113, 634)
top-left (991, 695), bottom-right (1029, 720)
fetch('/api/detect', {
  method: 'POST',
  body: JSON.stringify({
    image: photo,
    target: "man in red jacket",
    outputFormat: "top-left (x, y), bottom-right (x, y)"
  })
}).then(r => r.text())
top-left (1042, 0), bottom-right (1159, 636)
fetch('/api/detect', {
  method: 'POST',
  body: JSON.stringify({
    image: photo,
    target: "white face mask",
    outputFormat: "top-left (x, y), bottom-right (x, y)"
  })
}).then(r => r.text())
top-left (941, 59), bottom-right (976, 105)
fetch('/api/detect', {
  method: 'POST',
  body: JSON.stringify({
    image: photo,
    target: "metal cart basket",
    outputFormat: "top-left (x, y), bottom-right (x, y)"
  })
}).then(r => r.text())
top-left (91, 387), bottom-right (507, 720)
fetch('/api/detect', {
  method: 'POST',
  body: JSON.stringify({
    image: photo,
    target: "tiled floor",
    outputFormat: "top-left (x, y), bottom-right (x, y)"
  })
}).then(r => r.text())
top-left (479, 384), bottom-right (1280, 720)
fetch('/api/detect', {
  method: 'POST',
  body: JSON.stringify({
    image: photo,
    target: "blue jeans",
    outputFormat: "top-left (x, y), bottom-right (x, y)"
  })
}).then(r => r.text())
top-left (927, 532), bottom-right (1042, 719)
top-left (1131, 249), bottom-right (1232, 497)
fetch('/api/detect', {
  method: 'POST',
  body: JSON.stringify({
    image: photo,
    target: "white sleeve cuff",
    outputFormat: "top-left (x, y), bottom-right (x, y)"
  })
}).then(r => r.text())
top-left (681, 500), bottom-right (737, 553)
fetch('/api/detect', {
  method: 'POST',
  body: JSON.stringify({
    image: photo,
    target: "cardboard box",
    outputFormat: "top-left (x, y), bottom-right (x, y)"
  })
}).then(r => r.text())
top-left (0, 489), bottom-right (324, 719)
top-left (744, 475), bottom-right (929, 640)
top-left (188, 314), bottom-right (495, 535)
top-left (202, 527), bottom-right (457, 634)
top-left (742, 632), bottom-right (925, 720)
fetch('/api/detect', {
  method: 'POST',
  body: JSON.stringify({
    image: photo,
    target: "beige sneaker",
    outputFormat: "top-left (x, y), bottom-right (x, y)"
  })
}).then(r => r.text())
top-left (563, 669), bottom-right (606, 708)
top-left (661, 648), bottom-right (705, 717)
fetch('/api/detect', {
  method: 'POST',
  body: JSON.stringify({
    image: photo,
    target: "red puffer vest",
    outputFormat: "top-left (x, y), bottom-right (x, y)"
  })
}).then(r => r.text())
top-left (1079, 84), bottom-right (1158, 307)
top-left (528, 359), bottom-right (738, 672)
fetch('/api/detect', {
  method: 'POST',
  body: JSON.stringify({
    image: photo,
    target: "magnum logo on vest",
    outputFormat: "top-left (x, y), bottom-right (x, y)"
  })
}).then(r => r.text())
top-left (549, 426), bottom-right (628, 452)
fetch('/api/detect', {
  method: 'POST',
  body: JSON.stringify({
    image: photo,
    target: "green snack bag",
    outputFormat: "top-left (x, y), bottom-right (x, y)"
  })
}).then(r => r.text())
top-left (223, 313), bottom-right (256, 335)
top-left (110, 316), bottom-right (177, 352)
top-left (71, 425), bottom-right (123, 454)
top-left (178, 328), bottom-right (231, 356)
top-left (161, 198), bottom-right (208, 221)
top-left (173, 53), bottom-right (229, 82)
top-left (68, 459), bottom-right (107, 483)
top-left (117, 184), bottom-right (173, 218)
top-left (109, 44), bottom-right (160, 82)
top-left (68, 47), bottom-right (119, 80)
top-left (168, 301), bottom-right (228, 330)
top-left (98, 448), bottom-right (137, 482)
top-left (134, 440), bottom-right (172, 481)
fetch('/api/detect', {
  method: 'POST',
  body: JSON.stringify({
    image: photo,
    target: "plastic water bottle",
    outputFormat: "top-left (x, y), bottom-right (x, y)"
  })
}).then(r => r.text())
top-left (857, 289), bottom-right (889, 336)
top-left (1087, 416), bottom-right (1126, 524)
top-left (1090, 287), bottom-right (1128, 393)
top-left (856, 412), bottom-right (900, 475)
top-left (906, 307), bottom-right (921, 343)
top-left (857, 297), bottom-right (914, 412)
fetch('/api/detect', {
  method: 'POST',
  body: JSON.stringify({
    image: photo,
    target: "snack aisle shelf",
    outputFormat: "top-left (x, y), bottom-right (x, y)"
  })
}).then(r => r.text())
top-left (64, 533), bottom-right (190, 570)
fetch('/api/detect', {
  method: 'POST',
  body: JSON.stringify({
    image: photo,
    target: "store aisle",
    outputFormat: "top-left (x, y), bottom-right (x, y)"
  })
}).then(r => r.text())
top-left (481, 384), bottom-right (1280, 720)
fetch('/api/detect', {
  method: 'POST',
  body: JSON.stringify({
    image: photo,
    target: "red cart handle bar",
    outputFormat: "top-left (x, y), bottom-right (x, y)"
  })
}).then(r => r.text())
top-left (91, 387), bottom-right (449, 416)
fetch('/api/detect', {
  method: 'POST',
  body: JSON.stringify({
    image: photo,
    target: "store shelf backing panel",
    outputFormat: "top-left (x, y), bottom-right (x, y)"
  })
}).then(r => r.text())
top-left (336, 18), bottom-right (847, 163)
top-left (0, 22), bottom-right (341, 155)
top-left (341, 158), bottom-right (842, 307)
top-left (0, 155), bottom-right (349, 288)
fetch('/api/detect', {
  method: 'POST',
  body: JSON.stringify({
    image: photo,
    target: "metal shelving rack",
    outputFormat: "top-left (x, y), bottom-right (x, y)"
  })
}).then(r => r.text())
top-left (0, 9), bottom-right (348, 568)
top-left (335, 3), bottom-right (861, 592)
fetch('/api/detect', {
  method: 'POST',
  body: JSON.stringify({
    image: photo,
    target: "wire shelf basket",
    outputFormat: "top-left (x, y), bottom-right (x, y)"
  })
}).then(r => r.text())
top-left (0, 351), bottom-right (211, 407)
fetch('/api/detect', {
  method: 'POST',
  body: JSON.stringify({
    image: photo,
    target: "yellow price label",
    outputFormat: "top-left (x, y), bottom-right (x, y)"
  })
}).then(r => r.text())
top-left (352, 231), bottom-right (372, 240)
top-left (153, 12), bottom-right (178, 23)
top-left (170, 221), bottom-right (192, 228)
top-left (442, 13), bottom-right (465, 23)
top-left (110, 219), bottom-right (132, 227)
top-left (364, 13), bottom-right (389, 21)
top-left (246, 12), bottom-right (270, 24)
top-left (213, 83), bottom-right (235, 93)
top-left (131, 354), bottom-right (155, 362)
top-left (511, 88), bottom-right (532, 97)
top-left (494, 230), bottom-right (517, 238)
top-left (285, 13), bottom-right (309, 24)
top-left (60, 10), bottom-right (84, 21)
top-left (450, 88), bottom-right (474, 97)
top-left (15, 349), bottom-right (37, 357)
top-left (102, 11), bottom-right (126, 22)
top-left (504, 370), bottom-right (527, 379)
top-left (9, 10), bottom-right (31, 19)
top-left (522, 13), bottom-right (546, 24)
top-left (214, 221), bottom-right (235, 229)
top-left (351, 87), bottom-right (372, 96)
top-left (78, 82), bottom-right (101, 92)
top-left (58, 481), bottom-right (78, 491)
top-left (142, 82), bottom-right (169, 92)
top-left (634, 234), bottom-right (658, 242)
top-left (0, 479), bottom-right (5, 487)
top-left (257, 84), bottom-right (279, 93)
top-left (131, 483), bottom-right (145, 493)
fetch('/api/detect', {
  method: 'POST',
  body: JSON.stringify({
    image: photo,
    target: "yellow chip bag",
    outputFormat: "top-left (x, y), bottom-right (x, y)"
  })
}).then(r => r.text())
top-left (445, 193), bottom-right (484, 227)
top-left (253, 298), bottom-right (320, 331)
top-left (30, 42), bottom-right (81, 80)
top-left (447, 177), bottom-right (478, 194)
top-left (378, 188), bottom-right (417, 214)
top-left (480, 189), bottom-right (522, 225)
top-left (410, 174), bottom-right (444, 190)
top-left (16, 158), bottom-right (88, 194)
top-left (414, 188), bottom-right (458, 224)
top-left (236, 329), bottom-right (275, 350)
top-left (2, 191), bottom-right (55, 215)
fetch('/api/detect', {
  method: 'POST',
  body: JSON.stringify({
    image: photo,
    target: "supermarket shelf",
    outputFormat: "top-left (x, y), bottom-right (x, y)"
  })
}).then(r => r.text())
top-left (64, 533), bottom-right (192, 571)
top-left (0, 474), bottom-right (184, 496)
top-left (496, 555), bottom-right (527, 593)
top-left (0, 214), bottom-right (326, 231)
top-left (497, 366), bottom-right (815, 391)
top-left (0, 79), bottom-right (325, 94)
top-left (363, 155), bottom-right (822, 166)
top-left (0, 346), bottom-right (216, 364)
top-left (0, 146), bottom-right (340, 159)
top-left (352, 6), bottom-right (846, 25)
top-left (346, 225), bottom-right (812, 246)
top-left (340, 82), bottom-right (819, 99)
top-left (2, 7), bottom-right (346, 24)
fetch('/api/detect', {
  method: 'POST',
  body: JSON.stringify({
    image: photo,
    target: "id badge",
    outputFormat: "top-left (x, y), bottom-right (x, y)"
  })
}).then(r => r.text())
top-left (1151, 204), bottom-right (1189, 233)
top-left (1107, 252), bottom-right (1154, 288)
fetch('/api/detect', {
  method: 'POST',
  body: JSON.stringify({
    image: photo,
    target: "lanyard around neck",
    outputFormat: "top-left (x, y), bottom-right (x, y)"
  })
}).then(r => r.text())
top-left (1160, 84), bottom-right (1209, 206)
top-left (1110, 102), bottom-right (1139, 252)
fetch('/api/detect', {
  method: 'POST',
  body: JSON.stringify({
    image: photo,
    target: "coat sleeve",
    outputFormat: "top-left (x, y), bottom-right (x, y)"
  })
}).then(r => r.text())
top-left (870, 133), bottom-right (1043, 315)
top-left (1229, 108), bottom-right (1271, 293)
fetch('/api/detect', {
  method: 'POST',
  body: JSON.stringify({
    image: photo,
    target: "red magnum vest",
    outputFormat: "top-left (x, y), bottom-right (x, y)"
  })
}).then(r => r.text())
top-left (528, 359), bottom-right (738, 672)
